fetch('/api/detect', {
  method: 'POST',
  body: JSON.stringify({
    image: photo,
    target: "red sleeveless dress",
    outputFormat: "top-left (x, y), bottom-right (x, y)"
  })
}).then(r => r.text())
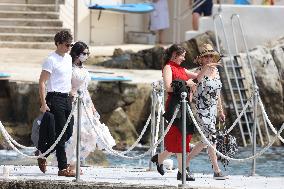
top-left (164, 61), bottom-right (192, 153)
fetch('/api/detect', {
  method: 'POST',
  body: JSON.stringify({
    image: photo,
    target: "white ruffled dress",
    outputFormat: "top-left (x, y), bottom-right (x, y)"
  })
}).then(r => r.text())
top-left (65, 65), bottom-right (116, 164)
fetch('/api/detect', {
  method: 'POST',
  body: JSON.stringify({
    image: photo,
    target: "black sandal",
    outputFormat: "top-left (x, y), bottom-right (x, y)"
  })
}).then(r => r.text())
top-left (151, 154), bottom-right (165, 175)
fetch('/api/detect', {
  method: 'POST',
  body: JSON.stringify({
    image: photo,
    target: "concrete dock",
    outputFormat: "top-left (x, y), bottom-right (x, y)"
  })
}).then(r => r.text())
top-left (0, 165), bottom-right (283, 189)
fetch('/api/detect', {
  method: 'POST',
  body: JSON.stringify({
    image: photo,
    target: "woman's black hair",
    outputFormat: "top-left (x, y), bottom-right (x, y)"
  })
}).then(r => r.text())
top-left (163, 44), bottom-right (186, 67)
top-left (70, 41), bottom-right (89, 66)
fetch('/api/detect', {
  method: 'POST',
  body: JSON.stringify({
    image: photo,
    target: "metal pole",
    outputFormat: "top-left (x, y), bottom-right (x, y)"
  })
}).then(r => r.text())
top-left (149, 90), bottom-right (156, 171)
top-left (179, 92), bottom-right (188, 187)
top-left (173, 0), bottom-right (177, 43)
top-left (159, 81), bottom-right (165, 152)
top-left (176, 0), bottom-right (181, 43)
top-left (74, 0), bottom-right (78, 41)
top-left (75, 91), bottom-right (82, 182)
top-left (251, 88), bottom-right (258, 176)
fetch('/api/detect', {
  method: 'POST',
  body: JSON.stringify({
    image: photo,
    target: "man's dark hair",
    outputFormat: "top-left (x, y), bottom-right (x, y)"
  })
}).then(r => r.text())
top-left (54, 30), bottom-right (73, 46)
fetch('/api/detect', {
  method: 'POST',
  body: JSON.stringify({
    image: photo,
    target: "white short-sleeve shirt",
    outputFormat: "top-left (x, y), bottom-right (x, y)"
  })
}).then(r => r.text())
top-left (42, 52), bottom-right (72, 93)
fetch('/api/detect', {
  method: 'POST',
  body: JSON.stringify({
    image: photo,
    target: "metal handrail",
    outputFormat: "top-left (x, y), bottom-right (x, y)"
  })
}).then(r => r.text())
top-left (229, 14), bottom-right (255, 145)
top-left (231, 14), bottom-right (269, 145)
top-left (213, 13), bottom-right (248, 146)
top-left (231, 14), bottom-right (271, 176)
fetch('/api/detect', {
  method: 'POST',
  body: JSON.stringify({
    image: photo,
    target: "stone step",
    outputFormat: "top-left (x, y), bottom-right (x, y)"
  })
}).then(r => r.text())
top-left (0, 0), bottom-right (64, 4)
top-left (0, 33), bottom-right (54, 42)
top-left (0, 26), bottom-right (68, 34)
top-left (0, 18), bottom-right (62, 27)
top-left (0, 10), bottom-right (59, 19)
top-left (0, 3), bottom-right (57, 11)
top-left (0, 41), bottom-right (54, 49)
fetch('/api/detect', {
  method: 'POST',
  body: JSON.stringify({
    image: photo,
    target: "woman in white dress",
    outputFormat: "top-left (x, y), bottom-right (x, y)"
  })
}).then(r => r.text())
top-left (66, 41), bottom-right (116, 173)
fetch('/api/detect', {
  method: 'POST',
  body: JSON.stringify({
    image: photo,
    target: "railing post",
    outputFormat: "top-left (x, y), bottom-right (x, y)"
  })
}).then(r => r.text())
top-left (149, 88), bottom-right (156, 171)
top-left (179, 92), bottom-right (188, 187)
top-left (251, 87), bottom-right (259, 176)
top-left (75, 90), bottom-right (82, 182)
top-left (74, 0), bottom-right (78, 41)
top-left (159, 80), bottom-right (165, 153)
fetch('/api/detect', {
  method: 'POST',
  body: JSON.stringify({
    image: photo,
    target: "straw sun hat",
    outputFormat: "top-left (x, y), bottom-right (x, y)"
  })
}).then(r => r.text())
top-left (194, 43), bottom-right (221, 64)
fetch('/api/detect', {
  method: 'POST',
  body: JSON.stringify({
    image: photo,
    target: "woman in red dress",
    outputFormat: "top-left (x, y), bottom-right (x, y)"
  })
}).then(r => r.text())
top-left (151, 44), bottom-right (197, 181)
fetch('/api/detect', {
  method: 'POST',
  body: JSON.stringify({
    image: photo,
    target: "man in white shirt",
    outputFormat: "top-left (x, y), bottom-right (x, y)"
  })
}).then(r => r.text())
top-left (38, 30), bottom-right (75, 177)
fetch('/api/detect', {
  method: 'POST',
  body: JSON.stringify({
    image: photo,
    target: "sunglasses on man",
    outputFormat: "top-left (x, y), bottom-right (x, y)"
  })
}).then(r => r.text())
top-left (65, 43), bottom-right (73, 48)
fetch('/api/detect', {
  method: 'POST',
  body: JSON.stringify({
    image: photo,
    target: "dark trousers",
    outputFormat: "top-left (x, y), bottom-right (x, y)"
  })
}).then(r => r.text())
top-left (46, 92), bottom-right (74, 170)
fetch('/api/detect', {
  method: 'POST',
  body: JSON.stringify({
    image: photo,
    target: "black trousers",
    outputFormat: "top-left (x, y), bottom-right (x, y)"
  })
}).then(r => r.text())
top-left (46, 92), bottom-right (74, 170)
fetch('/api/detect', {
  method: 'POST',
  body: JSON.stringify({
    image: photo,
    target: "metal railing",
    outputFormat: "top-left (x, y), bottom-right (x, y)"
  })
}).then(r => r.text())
top-left (213, 13), bottom-right (248, 146)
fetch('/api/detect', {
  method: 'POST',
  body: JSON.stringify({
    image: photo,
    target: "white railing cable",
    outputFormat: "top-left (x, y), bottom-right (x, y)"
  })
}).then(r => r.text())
top-left (187, 104), bottom-right (284, 162)
top-left (258, 97), bottom-right (284, 144)
top-left (83, 101), bottom-right (179, 159)
top-left (0, 98), bottom-right (78, 159)
top-left (226, 95), bottom-right (254, 133)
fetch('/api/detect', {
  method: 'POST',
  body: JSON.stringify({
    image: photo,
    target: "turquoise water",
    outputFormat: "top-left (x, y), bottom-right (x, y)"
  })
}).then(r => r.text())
top-left (1, 146), bottom-right (283, 177)
top-left (105, 146), bottom-right (284, 177)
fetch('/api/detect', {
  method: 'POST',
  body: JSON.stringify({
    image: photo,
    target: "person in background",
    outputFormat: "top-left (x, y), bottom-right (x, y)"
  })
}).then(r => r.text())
top-left (38, 30), bottom-right (75, 177)
top-left (262, 0), bottom-right (274, 5)
top-left (66, 41), bottom-right (116, 174)
top-left (150, 0), bottom-right (170, 44)
top-left (189, 0), bottom-right (216, 31)
top-left (151, 44), bottom-right (197, 181)
top-left (186, 43), bottom-right (227, 180)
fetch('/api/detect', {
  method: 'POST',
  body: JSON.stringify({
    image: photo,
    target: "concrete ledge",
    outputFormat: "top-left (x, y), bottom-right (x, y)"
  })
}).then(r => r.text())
top-left (185, 5), bottom-right (284, 53)
top-left (0, 166), bottom-right (283, 189)
top-left (0, 179), bottom-right (176, 189)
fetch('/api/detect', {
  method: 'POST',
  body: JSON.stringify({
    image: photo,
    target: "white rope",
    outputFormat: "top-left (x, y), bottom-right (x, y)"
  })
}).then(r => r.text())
top-left (83, 101), bottom-right (179, 159)
top-left (81, 100), bottom-right (151, 155)
top-left (227, 95), bottom-right (254, 133)
top-left (258, 97), bottom-right (284, 144)
top-left (0, 126), bottom-right (35, 150)
top-left (0, 98), bottom-right (78, 159)
top-left (187, 104), bottom-right (284, 162)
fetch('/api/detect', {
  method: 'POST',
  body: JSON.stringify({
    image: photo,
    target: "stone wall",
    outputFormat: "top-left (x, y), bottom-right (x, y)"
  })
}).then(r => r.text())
top-left (239, 45), bottom-right (284, 128)
top-left (0, 81), bottom-right (152, 149)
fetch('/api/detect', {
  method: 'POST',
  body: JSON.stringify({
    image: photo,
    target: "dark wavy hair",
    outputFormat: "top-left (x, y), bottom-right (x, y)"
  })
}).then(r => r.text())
top-left (163, 44), bottom-right (186, 67)
top-left (70, 41), bottom-right (89, 65)
top-left (54, 30), bottom-right (73, 46)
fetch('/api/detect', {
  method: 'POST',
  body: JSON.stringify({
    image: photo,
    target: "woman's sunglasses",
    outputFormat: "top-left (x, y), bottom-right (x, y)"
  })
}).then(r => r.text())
top-left (203, 54), bottom-right (213, 58)
top-left (81, 52), bottom-right (90, 56)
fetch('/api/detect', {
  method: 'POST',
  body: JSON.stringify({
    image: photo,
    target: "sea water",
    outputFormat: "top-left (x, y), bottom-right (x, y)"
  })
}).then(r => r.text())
top-left (0, 146), bottom-right (283, 177)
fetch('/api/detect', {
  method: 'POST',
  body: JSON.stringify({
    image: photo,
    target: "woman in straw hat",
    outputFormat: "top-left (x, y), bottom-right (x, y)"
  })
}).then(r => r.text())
top-left (186, 43), bottom-right (228, 180)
